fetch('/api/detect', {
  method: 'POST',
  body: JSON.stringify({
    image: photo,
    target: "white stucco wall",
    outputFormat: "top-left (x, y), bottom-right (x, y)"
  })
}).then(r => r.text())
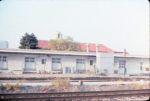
top-left (0, 53), bottom-right (96, 74)
top-left (96, 53), bottom-right (114, 74)
top-left (0, 52), bottom-right (149, 75)
top-left (51, 55), bottom-right (96, 73)
top-left (0, 53), bottom-right (24, 72)
top-left (114, 57), bottom-right (149, 74)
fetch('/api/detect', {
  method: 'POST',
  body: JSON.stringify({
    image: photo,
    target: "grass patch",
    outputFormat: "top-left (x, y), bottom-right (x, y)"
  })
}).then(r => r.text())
top-left (52, 77), bottom-right (70, 88)
top-left (0, 81), bottom-right (22, 92)
top-left (127, 81), bottom-right (150, 89)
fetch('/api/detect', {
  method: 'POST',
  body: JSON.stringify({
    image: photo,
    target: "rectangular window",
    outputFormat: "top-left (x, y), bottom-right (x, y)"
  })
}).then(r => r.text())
top-left (76, 59), bottom-right (84, 64)
top-left (52, 58), bottom-right (61, 71)
top-left (90, 60), bottom-right (93, 65)
top-left (119, 60), bottom-right (126, 68)
top-left (52, 58), bottom-right (61, 63)
top-left (30, 58), bottom-right (35, 62)
top-left (3, 56), bottom-right (7, 62)
top-left (41, 59), bottom-right (46, 64)
top-left (0, 56), bottom-right (7, 70)
top-left (24, 57), bottom-right (35, 71)
top-left (25, 57), bottom-right (29, 62)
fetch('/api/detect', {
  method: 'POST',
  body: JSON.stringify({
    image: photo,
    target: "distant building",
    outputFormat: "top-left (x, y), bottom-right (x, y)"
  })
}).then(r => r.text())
top-left (0, 48), bottom-right (149, 75)
top-left (0, 41), bottom-right (8, 48)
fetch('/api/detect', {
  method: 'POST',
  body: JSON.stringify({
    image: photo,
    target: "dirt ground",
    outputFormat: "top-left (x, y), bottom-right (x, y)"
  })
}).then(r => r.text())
top-left (1, 82), bottom-right (150, 93)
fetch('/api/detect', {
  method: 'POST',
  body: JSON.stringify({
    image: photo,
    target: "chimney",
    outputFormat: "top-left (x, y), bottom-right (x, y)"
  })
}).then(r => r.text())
top-left (52, 32), bottom-right (63, 39)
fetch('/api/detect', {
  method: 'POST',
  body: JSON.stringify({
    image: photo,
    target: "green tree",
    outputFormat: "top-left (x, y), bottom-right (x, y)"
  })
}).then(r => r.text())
top-left (48, 37), bottom-right (80, 51)
top-left (19, 33), bottom-right (38, 49)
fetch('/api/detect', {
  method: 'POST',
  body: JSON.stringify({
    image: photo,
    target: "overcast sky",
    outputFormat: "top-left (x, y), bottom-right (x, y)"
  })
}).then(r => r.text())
top-left (0, 0), bottom-right (149, 55)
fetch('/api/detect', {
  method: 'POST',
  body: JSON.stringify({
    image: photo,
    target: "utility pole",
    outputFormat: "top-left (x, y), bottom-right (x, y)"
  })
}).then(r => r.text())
top-left (96, 44), bottom-right (100, 74)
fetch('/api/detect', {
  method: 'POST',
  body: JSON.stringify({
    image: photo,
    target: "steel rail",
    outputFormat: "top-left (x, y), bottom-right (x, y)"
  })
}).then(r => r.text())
top-left (0, 89), bottom-right (150, 101)
top-left (0, 77), bottom-right (149, 80)
top-left (0, 92), bottom-right (150, 101)
top-left (0, 89), bottom-right (150, 95)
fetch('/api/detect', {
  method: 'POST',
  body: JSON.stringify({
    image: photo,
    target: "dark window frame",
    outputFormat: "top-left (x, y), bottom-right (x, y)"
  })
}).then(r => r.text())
top-left (41, 59), bottom-right (46, 64)
top-left (119, 60), bottom-right (126, 68)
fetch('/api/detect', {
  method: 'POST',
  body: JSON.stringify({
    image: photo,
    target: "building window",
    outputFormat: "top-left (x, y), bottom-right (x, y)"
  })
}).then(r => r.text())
top-left (119, 60), bottom-right (126, 68)
top-left (0, 56), bottom-right (7, 70)
top-left (52, 58), bottom-right (61, 63)
top-left (41, 59), bottom-right (46, 64)
top-left (24, 57), bottom-right (35, 71)
top-left (76, 59), bottom-right (85, 64)
top-left (90, 60), bottom-right (93, 65)
top-left (52, 58), bottom-right (61, 71)
top-left (25, 57), bottom-right (35, 63)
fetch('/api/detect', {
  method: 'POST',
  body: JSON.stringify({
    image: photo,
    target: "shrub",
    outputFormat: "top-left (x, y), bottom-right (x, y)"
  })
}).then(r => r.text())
top-left (0, 84), bottom-right (5, 91)
top-left (52, 77), bottom-right (70, 88)
top-left (4, 81), bottom-right (22, 91)
top-left (13, 82), bottom-right (21, 91)
top-left (5, 83), bottom-right (13, 91)
top-left (127, 81), bottom-right (150, 89)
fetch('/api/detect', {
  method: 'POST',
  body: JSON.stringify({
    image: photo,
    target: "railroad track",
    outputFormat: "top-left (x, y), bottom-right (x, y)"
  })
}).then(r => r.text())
top-left (0, 76), bottom-right (149, 81)
top-left (0, 89), bottom-right (150, 101)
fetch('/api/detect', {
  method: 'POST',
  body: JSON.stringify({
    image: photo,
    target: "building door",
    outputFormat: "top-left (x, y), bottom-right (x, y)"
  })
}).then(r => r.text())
top-left (118, 60), bottom-right (126, 74)
top-left (24, 57), bottom-right (35, 71)
top-left (0, 56), bottom-right (7, 70)
top-left (76, 59), bottom-right (85, 73)
top-left (65, 67), bottom-right (71, 74)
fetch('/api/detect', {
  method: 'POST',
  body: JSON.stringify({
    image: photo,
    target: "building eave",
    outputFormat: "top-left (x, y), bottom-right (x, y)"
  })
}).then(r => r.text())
top-left (114, 55), bottom-right (149, 59)
top-left (0, 48), bottom-right (96, 56)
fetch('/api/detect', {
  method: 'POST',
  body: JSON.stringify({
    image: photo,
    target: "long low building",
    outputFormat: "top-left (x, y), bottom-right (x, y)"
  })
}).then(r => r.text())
top-left (0, 48), bottom-right (149, 75)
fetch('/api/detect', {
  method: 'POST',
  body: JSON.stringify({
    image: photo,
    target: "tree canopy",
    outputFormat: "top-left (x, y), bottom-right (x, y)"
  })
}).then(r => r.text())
top-left (48, 37), bottom-right (80, 51)
top-left (19, 33), bottom-right (38, 49)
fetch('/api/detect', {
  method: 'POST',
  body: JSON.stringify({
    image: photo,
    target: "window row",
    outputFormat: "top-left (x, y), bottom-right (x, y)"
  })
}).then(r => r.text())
top-left (0, 56), bottom-right (92, 65)
top-left (0, 56), bottom-right (93, 71)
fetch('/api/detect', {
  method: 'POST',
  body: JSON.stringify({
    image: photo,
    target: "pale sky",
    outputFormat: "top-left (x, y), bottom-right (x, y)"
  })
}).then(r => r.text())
top-left (0, 0), bottom-right (149, 55)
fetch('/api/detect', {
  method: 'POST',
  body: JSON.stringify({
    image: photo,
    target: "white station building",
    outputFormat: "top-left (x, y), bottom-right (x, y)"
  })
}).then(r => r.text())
top-left (0, 48), bottom-right (149, 75)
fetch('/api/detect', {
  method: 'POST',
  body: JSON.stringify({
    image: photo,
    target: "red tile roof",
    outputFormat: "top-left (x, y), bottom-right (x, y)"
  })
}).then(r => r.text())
top-left (88, 43), bottom-right (96, 52)
top-left (98, 44), bottom-right (114, 53)
top-left (80, 43), bottom-right (87, 51)
top-left (38, 40), bottom-right (49, 49)
top-left (38, 40), bottom-right (114, 53)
